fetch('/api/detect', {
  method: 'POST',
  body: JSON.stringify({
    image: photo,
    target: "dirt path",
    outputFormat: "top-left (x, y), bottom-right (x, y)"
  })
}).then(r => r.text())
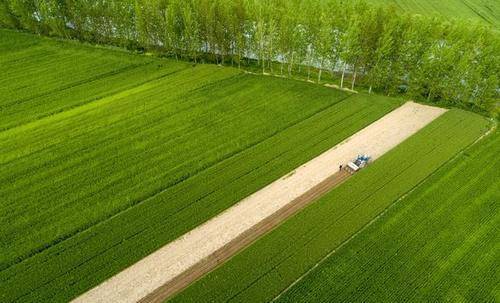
top-left (140, 170), bottom-right (352, 303)
top-left (72, 102), bottom-right (447, 303)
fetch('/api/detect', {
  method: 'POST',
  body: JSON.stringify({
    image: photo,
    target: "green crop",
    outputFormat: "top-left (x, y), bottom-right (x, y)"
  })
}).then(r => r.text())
top-left (368, 0), bottom-right (499, 28)
top-left (0, 30), bottom-right (186, 131)
top-left (277, 125), bottom-right (499, 302)
top-left (172, 110), bottom-right (490, 303)
top-left (0, 31), bottom-right (401, 302)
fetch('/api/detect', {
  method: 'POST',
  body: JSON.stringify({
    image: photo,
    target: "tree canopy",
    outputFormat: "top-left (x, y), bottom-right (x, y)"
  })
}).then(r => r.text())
top-left (1, 0), bottom-right (498, 115)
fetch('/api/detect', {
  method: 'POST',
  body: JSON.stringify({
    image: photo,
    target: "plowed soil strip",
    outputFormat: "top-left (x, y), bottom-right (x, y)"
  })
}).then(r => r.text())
top-left (73, 102), bottom-right (447, 303)
top-left (141, 170), bottom-right (351, 303)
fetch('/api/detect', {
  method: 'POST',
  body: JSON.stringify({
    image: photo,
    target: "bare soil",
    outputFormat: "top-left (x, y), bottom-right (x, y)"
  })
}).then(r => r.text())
top-left (141, 170), bottom-right (351, 303)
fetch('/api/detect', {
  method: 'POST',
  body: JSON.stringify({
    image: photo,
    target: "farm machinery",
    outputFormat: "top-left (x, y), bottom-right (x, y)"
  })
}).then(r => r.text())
top-left (344, 154), bottom-right (371, 174)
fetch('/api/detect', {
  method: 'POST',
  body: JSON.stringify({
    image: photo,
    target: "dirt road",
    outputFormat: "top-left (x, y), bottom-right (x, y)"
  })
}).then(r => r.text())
top-left (72, 102), bottom-right (447, 303)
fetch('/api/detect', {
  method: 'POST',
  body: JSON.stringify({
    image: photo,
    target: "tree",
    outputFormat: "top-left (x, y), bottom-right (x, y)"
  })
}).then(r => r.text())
top-left (8, 0), bottom-right (38, 32)
top-left (356, 7), bottom-right (386, 93)
top-left (0, 0), bottom-right (20, 28)
top-left (227, 0), bottom-right (247, 68)
top-left (0, 0), bottom-right (497, 115)
top-left (465, 25), bottom-right (500, 113)
top-left (275, 3), bottom-right (299, 77)
top-left (315, 11), bottom-right (334, 83)
top-left (340, 16), bottom-right (362, 89)
top-left (251, 2), bottom-right (266, 73)
top-left (367, 13), bottom-right (405, 94)
top-left (165, 0), bottom-right (182, 59)
top-left (182, 1), bottom-right (200, 62)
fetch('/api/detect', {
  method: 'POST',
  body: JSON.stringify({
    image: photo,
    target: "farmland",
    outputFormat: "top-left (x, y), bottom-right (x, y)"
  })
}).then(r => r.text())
top-left (276, 128), bottom-right (499, 302)
top-left (369, 0), bottom-right (500, 28)
top-left (0, 30), bottom-right (402, 302)
top-left (0, 30), bottom-right (185, 130)
top-left (1, 1), bottom-right (498, 301)
top-left (172, 110), bottom-right (490, 302)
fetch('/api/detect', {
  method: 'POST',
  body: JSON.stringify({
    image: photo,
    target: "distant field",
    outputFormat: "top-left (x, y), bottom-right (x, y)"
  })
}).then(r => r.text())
top-left (277, 129), bottom-right (499, 302)
top-left (0, 30), bottom-right (401, 302)
top-left (369, 0), bottom-right (500, 28)
top-left (173, 110), bottom-right (490, 302)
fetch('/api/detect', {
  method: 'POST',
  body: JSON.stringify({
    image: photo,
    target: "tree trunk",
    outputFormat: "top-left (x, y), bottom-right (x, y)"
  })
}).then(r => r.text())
top-left (281, 61), bottom-right (284, 76)
top-left (351, 70), bottom-right (357, 91)
top-left (307, 66), bottom-right (311, 81)
top-left (340, 64), bottom-right (346, 88)
top-left (318, 60), bottom-right (324, 83)
top-left (269, 44), bottom-right (273, 73)
top-left (369, 85), bottom-right (372, 94)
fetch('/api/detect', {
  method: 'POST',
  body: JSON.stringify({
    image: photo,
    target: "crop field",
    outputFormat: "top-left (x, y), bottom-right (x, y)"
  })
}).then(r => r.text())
top-left (172, 110), bottom-right (490, 302)
top-left (0, 31), bottom-right (403, 302)
top-left (277, 129), bottom-right (499, 302)
top-left (0, 0), bottom-right (497, 302)
top-left (369, 0), bottom-right (500, 28)
top-left (0, 30), bottom-right (187, 131)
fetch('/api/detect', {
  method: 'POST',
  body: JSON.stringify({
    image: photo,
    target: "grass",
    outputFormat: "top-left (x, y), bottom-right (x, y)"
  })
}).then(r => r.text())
top-left (369, 0), bottom-right (500, 28)
top-left (172, 109), bottom-right (490, 303)
top-left (0, 31), bottom-right (402, 302)
top-left (276, 127), bottom-right (499, 302)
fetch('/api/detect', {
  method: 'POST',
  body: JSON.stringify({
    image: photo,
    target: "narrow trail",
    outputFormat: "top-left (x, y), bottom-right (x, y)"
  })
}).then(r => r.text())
top-left (72, 102), bottom-right (447, 303)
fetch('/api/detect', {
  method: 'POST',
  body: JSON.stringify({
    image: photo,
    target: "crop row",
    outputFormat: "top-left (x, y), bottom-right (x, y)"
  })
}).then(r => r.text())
top-left (0, 95), bottom-right (398, 302)
top-left (0, 30), bottom-right (42, 52)
top-left (0, 30), bottom-right (186, 130)
top-left (368, 0), bottom-right (499, 27)
top-left (172, 109), bottom-right (490, 302)
top-left (277, 124), bottom-right (499, 302)
top-left (0, 66), bottom-right (307, 267)
top-left (0, 57), bottom-right (401, 302)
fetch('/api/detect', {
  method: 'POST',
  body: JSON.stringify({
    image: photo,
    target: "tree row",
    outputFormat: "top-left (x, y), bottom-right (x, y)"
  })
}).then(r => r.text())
top-left (1, 0), bottom-right (498, 115)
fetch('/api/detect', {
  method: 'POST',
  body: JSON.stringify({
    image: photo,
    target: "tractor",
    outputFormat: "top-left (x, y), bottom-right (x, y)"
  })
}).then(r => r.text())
top-left (344, 154), bottom-right (371, 174)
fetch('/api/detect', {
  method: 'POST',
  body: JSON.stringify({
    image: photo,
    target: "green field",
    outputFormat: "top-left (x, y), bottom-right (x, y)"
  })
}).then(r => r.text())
top-left (1, 24), bottom-right (495, 302)
top-left (0, 30), bottom-right (184, 131)
top-left (369, 0), bottom-right (500, 28)
top-left (172, 110), bottom-right (490, 302)
top-left (277, 128), bottom-right (499, 302)
top-left (0, 30), bottom-right (402, 302)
